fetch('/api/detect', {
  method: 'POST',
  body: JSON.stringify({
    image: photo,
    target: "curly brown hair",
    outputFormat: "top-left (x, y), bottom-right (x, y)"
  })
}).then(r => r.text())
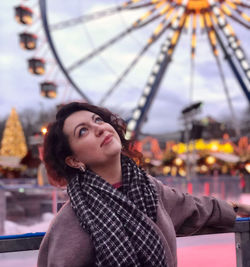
top-left (43, 102), bottom-right (142, 186)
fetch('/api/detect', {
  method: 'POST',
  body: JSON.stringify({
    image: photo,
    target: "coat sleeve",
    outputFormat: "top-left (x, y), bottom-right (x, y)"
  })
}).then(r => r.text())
top-left (37, 201), bottom-right (94, 267)
top-left (151, 177), bottom-right (236, 236)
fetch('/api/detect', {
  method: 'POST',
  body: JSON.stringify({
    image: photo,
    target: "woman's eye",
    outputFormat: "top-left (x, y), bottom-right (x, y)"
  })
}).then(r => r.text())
top-left (95, 116), bottom-right (103, 124)
top-left (79, 127), bottom-right (88, 137)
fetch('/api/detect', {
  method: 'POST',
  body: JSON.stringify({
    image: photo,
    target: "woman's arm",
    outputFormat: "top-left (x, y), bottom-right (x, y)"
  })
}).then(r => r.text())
top-left (151, 177), bottom-right (236, 236)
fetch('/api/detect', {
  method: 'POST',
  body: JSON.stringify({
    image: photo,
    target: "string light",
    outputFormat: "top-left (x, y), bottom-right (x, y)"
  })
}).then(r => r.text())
top-left (41, 127), bottom-right (48, 135)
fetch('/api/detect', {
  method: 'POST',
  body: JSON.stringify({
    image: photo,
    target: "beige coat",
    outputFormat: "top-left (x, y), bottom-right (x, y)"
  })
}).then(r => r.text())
top-left (38, 176), bottom-right (236, 267)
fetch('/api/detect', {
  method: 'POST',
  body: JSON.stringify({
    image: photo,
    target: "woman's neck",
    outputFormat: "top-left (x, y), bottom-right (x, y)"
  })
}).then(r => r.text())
top-left (90, 155), bottom-right (122, 185)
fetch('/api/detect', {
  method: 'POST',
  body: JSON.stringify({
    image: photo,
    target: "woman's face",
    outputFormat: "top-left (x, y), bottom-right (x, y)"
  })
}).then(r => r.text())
top-left (63, 110), bottom-right (122, 170)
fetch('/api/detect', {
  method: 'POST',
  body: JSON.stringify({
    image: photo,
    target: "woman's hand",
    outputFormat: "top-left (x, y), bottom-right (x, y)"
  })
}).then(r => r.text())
top-left (237, 203), bottom-right (250, 217)
top-left (228, 201), bottom-right (250, 217)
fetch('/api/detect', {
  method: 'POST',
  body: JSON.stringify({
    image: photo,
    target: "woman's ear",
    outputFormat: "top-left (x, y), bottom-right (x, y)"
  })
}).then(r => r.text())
top-left (65, 156), bottom-right (79, 169)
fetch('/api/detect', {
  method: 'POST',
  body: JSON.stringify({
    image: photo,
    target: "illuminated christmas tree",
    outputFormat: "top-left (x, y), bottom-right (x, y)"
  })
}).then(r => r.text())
top-left (0, 108), bottom-right (27, 159)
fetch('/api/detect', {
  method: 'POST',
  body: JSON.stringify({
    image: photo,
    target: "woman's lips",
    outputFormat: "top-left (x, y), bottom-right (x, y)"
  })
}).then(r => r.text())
top-left (101, 134), bottom-right (113, 147)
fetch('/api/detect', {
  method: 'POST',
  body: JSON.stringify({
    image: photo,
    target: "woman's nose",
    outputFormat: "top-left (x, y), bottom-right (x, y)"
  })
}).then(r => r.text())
top-left (94, 124), bottom-right (104, 136)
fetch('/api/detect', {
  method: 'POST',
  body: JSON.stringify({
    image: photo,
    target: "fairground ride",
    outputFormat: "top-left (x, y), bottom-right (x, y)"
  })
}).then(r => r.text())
top-left (14, 0), bottom-right (250, 139)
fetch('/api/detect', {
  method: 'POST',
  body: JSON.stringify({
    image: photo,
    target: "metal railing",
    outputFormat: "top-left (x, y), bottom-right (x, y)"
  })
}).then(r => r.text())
top-left (0, 218), bottom-right (249, 266)
top-left (0, 177), bottom-right (247, 265)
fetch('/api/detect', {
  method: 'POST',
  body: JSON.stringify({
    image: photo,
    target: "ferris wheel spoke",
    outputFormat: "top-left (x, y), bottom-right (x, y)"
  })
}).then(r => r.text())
top-left (220, 4), bottom-right (250, 28)
top-left (216, 56), bottom-right (241, 137)
top-left (203, 12), bottom-right (240, 134)
top-left (230, 0), bottom-right (250, 9)
top-left (126, 7), bottom-right (187, 139)
top-left (67, 27), bottom-right (135, 72)
top-left (126, 0), bottom-right (164, 10)
top-left (204, 12), bottom-right (219, 56)
top-left (191, 14), bottom-right (197, 59)
top-left (208, 2), bottom-right (250, 102)
top-left (225, 0), bottom-right (250, 17)
top-left (99, 16), bottom-right (173, 105)
top-left (198, 13), bottom-right (206, 33)
top-left (208, 22), bottom-right (241, 136)
top-left (99, 44), bottom-right (152, 106)
top-left (188, 14), bottom-right (198, 101)
top-left (50, 1), bottom-right (161, 31)
top-left (134, 4), bottom-right (178, 30)
top-left (213, 7), bottom-right (250, 74)
top-left (67, 4), bottom-right (171, 72)
top-left (51, 7), bottom-right (126, 31)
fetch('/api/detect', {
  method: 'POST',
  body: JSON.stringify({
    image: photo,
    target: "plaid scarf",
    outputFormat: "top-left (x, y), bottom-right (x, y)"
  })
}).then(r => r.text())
top-left (67, 155), bottom-right (167, 267)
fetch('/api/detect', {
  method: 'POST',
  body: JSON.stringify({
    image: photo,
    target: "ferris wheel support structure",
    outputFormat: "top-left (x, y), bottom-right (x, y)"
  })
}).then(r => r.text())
top-left (126, 3), bottom-right (188, 140)
top-left (39, 0), bottom-right (92, 103)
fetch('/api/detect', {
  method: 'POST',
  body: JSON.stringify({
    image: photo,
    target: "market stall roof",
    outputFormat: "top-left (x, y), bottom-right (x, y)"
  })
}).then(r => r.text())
top-left (179, 154), bottom-right (200, 163)
top-left (210, 152), bottom-right (239, 163)
top-left (0, 156), bottom-right (24, 169)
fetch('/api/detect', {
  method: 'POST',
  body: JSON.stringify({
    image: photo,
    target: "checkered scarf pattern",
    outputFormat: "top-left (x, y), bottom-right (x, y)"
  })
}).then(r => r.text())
top-left (67, 155), bottom-right (167, 267)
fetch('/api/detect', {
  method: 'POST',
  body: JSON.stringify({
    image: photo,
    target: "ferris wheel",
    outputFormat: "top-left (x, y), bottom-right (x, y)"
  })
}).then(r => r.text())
top-left (14, 0), bottom-right (250, 139)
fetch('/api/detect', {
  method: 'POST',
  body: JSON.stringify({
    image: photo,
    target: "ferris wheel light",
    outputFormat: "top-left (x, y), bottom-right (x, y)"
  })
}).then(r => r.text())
top-left (241, 60), bottom-right (249, 70)
top-left (162, 46), bottom-right (168, 52)
top-left (153, 64), bottom-right (160, 74)
top-left (133, 110), bottom-right (141, 120)
top-left (246, 70), bottom-right (250, 79)
top-left (172, 20), bottom-right (179, 28)
top-left (138, 97), bottom-right (147, 107)
top-left (143, 86), bottom-right (151, 95)
top-left (158, 53), bottom-right (165, 62)
top-left (228, 36), bottom-right (235, 43)
top-left (163, 39), bottom-right (170, 46)
top-left (223, 27), bottom-right (230, 36)
top-left (235, 49), bottom-right (244, 60)
top-left (168, 30), bottom-right (175, 38)
top-left (218, 17), bottom-right (226, 26)
top-left (213, 7), bottom-right (220, 15)
top-left (148, 76), bottom-right (156, 84)
top-left (127, 120), bottom-right (136, 131)
top-left (231, 42), bottom-right (238, 49)
top-left (125, 131), bottom-right (132, 140)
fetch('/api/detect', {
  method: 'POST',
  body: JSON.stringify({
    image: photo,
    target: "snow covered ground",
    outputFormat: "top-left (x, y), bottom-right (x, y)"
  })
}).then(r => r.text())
top-left (4, 212), bottom-right (54, 235)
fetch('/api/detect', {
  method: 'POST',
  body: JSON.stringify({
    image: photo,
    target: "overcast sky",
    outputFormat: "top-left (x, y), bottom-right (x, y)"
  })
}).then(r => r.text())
top-left (0, 0), bottom-right (249, 135)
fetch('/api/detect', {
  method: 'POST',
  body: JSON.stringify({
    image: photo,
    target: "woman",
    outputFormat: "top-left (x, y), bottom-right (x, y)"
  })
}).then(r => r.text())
top-left (38, 101), bottom-right (250, 267)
